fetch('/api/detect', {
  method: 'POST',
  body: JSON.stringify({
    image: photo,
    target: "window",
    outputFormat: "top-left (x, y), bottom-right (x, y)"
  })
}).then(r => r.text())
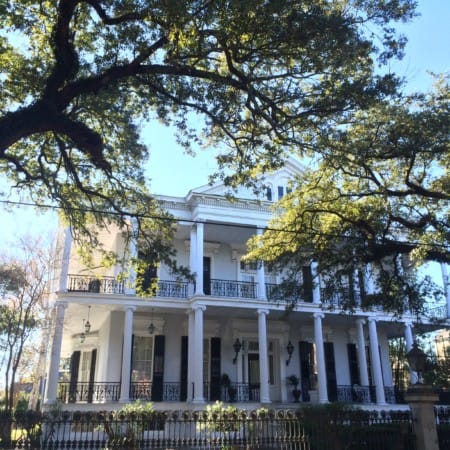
top-left (277, 186), bottom-right (284, 199)
top-left (240, 261), bottom-right (258, 271)
top-left (266, 187), bottom-right (272, 201)
top-left (131, 336), bottom-right (154, 381)
top-left (79, 352), bottom-right (92, 383)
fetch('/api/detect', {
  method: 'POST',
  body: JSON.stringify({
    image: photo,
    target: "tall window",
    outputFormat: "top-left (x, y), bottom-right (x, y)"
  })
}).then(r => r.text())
top-left (79, 352), bottom-right (92, 383)
top-left (131, 336), bottom-right (154, 381)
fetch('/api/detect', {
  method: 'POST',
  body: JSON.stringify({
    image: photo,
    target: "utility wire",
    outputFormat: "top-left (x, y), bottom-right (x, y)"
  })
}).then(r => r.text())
top-left (1, 198), bottom-right (449, 251)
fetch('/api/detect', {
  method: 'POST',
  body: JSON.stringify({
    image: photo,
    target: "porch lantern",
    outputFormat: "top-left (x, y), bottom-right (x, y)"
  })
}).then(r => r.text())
top-left (148, 308), bottom-right (155, 335)
top-left (80, 332), bottom-right (86, 343)
top-left (84, 305), bottom-right (91, 333)
top-left (406, 341), bottom-right (427, 384)
top-left (233, 338), bottom-right (242, 364)
top-left (286, 341), bottom-right (294, 366)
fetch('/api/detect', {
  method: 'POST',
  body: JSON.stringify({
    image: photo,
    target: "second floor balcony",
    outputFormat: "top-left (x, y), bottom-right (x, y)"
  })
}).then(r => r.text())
top-left (66, 274), bottom-right (449, 320)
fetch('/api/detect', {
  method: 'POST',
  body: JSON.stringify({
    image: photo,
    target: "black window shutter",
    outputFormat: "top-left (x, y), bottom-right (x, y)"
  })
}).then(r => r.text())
top-left (210, 337), bottom-right (221, 401)
top-left (347, 343), bottom-right (360, 386)
top-left (69, 351), bottom-right (81, 403)
top-left (180, 336), bottom-right (188, 401)
top-left (151, 335), bottom-right (165, 401)
top-left (88, 349), bottom-right (97, 403)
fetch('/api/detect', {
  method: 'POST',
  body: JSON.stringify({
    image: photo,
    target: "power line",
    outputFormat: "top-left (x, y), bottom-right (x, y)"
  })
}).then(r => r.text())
top-left (1, 198), bottom-right (449, 251)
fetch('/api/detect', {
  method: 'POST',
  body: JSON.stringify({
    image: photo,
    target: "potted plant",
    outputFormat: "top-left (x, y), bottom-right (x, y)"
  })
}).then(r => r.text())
top-left (220, 374), bottom-right (237, 402)
top-left (287, 374), bottom-right (301, 402)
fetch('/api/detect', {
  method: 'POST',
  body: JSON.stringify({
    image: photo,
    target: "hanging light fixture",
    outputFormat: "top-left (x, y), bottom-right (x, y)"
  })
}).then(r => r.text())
top-left (232, 338), bottom-right (242, 364)
top-left (80, 332), bottom-right (86, 343)
top-left (286, 341), bottom-right (294, 366)
top-left (148, 308), bottom-right (155, 335)
top-left (84, 305), bottom-right (91, 333)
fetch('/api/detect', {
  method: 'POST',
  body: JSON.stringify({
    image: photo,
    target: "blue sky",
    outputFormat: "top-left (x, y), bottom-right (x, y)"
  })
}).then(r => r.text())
top-left (1, 0), bottom-right (449, 246)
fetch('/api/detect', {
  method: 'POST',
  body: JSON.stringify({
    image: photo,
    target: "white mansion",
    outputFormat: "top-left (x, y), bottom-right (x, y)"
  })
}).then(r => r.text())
top-left (43, 159), bottom-right (450, 410)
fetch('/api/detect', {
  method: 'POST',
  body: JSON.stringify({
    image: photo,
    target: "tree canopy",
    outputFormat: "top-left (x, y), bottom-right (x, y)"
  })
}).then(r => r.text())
top-left (246, 77), bottom-right (449, 313)
top-left (0, 0), bottom-right (417, 248)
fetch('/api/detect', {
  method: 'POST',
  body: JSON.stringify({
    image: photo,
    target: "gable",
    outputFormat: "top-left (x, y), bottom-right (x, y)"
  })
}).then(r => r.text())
top-left (187, 157), bottom-right (304, 201)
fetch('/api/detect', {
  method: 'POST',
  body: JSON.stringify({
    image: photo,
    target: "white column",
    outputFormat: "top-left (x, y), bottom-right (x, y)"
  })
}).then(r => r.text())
top-left (364, 263), bottom-right (375, 295)
top-left (58, 229), bottom-right (72, 292)
top-left (256, 229), bottom-right (267, 300)
top-left (190, 225), bottom-right (197, 275)
top-left (195, 223), bottom-right (204, 296)
top-left (257, 309), bottom-right (271, 403)
top-left (355, 319), bottom-right (369, 387)
top-left (441, 263), bottom-right (450, 317)
top-left (119, 306), bottom-right (135, 402)
top-left (368, 317), bottom-right (386, 405)
top-left (44, 301), bottom-right (68, 404)
top-left (192, 304), bottom-right (206, 403)
top-left (125, 219), bottom-right (137, 295)
top-left (313, 312), bottom-right (328, 403)
top-left (280, 339), bottom-right (288, 402)
top-left (311, 261), bottom-right (321, 304)
top-left (187, 310), bottom-right (195, 401)
top-left (404, 321), bottom-right (418, 384)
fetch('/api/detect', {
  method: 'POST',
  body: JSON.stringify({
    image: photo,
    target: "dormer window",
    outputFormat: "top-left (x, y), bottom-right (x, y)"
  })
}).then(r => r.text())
top-left (278, 186), bottom-right (284, 199)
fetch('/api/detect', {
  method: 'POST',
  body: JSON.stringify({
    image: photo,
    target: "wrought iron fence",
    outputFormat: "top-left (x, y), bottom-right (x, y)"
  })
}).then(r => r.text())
top-left (34, 408), bottom-right (416, 450)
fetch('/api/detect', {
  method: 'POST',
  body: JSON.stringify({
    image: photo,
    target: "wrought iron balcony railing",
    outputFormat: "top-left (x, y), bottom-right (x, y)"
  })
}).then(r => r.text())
top-left (210, 279), bottom-right (257, 298)
top-left (67, 275), bottom-right (125, 294)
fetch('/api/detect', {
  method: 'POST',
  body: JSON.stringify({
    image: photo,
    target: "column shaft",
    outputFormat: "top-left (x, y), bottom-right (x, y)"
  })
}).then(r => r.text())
top-left (368, 318), bottom-right (386, 405)
top-left (193, 305), bottom-right (205, 403)
top-left (256, 229), bottom-right (267, 300)
top-left (355, 319), bottom-right (369, 386)
top-left (44, 301), bottom-right (68, 404)
top-left (58, 229), bottom-right (72, 292)
top-left (119, 306), bottom-right (135, 402)
top-left (195, 223), bottom-right (204, 295)
top-left (258, 309), bottom-right (271, 403)
top-left (187, 310), bottom-right (195, 401)
top-left (314, 313), bottom-right (328, 403)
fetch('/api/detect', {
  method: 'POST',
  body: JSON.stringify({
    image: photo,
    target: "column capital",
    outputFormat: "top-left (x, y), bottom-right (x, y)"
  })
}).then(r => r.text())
top-left (367, 316), bottom-right (378, 323)
top-left (123, 305), bottom-right (136, 313)
top-left (404, 320), bottom-right (414, 328)
top-left (192, 303), bottom-right (206, 312)
top-left (257, 308), bottom-right (269, 316)
top-left (355, 318), bottom-right (366, 325)
top-left (313, 312), bottom-right (325, 320)
top-left (56, 301), bottom-right (69, 310)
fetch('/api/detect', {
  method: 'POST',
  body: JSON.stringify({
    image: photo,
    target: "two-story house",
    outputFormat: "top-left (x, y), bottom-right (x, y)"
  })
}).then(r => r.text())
top-left (43, 159), bottom-right (449, 410)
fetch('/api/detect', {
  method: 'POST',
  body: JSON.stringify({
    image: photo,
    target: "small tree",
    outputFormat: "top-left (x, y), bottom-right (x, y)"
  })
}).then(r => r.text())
top-left (0, 237), bottom-right (53, 414)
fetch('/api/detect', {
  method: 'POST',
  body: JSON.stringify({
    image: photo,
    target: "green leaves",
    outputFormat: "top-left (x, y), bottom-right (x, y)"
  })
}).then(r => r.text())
top-left (246, 77), bottom-right (449, 313)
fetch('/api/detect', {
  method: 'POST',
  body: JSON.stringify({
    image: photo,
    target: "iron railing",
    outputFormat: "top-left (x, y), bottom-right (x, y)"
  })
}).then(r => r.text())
top-left (337, 385), bottom-right (371, 404)
top-left (427, 304), bottom-right (448, 320)
top-left (67, 275), bottom-right (125, 294)
top-left (130, 382), bottom-right (183, 402)
top-left (155, 280), bottom-right (189, 298)
top-left (320, 287), bottom-right (362, 308)
top-left (57, 382), bottom-right (121, 403)
top-left (210, 279), bottom-right (257, 298)
top-left (36, 409), bottom-right (416, 450)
